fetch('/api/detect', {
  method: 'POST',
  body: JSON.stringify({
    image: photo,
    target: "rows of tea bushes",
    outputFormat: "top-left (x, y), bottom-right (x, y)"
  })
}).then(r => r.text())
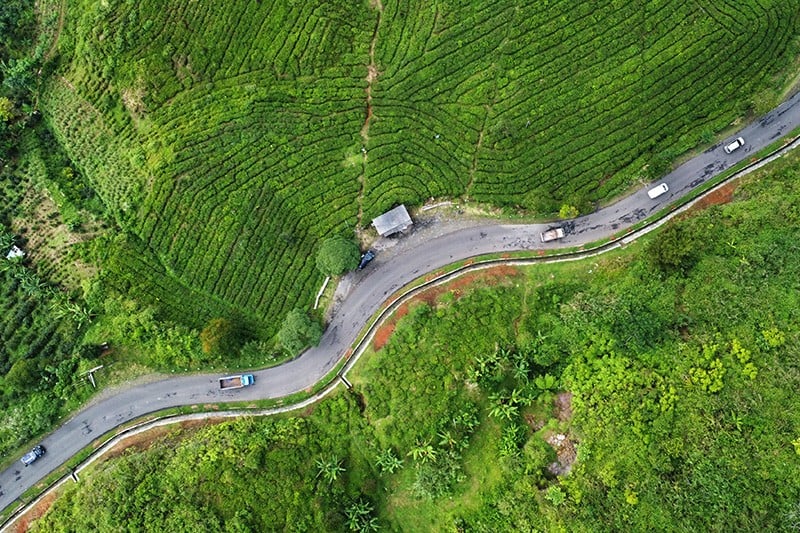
top-left (39, 0), bottom-right (800, 342)
top-left (30, 150), bottom-right (800, 530)
top-left (39, 81), bottom-right (147, 226)
top-left (44, 0), bottom-right (375, 336)
top-left (365, 0), bottom-right (800, 216)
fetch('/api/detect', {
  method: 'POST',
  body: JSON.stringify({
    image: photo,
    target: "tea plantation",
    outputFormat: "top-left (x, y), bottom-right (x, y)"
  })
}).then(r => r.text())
top-left (40, 0), bottom-right (800, 337)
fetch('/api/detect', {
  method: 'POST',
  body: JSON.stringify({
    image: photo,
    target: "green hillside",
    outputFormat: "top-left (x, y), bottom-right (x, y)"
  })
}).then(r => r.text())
top-left (31, 140), bottom-right (800, 532)
top-left (41, 0), bottom-right (800, 336)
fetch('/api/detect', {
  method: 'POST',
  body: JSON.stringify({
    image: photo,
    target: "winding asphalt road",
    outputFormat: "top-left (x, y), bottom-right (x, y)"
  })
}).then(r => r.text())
top-left (3, 91), bottom-right (800, 513)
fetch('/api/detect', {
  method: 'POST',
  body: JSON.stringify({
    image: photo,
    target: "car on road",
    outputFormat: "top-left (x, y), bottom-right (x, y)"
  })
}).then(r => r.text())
top-left (21, 445), bottom-right (46, 466)
top-left (724, 137), bottom-right (745, 154)
top-left (358, 250), bottom-right (376, 270)
top-left (647, 183), bottom-right (669, 199)
top-left (540, 227), bottom-right (566, 242)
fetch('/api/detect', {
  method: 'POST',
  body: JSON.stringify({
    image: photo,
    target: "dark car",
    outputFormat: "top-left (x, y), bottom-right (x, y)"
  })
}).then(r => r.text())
top-left (21, 444), bottom-right (46, 466)
top-left (358, 250), bottom-right (376, 270)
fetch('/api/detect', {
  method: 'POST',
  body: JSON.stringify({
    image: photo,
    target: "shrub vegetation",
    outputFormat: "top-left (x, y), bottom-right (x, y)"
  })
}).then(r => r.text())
top-left (31, 140), bottom-right (800, 532)
top-left (0, 0), bottom-right (106, 463)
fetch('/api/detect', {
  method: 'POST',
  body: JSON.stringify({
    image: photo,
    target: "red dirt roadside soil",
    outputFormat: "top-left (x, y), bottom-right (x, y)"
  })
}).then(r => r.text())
top-left (10, 489), bottom-right (59, 533)
top-left (372, 265), bottom-right (520, 350)
top-left (687, 180), bottom-right (738, 212)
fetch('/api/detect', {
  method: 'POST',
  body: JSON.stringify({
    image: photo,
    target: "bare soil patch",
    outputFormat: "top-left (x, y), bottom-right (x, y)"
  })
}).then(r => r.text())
top-left (524, 413), bottom-right (545, 431)
top-left (688, 181), bottom-right (738, 213)
top-left (544, 431), bottom-right (577, 477)
top-left (372, 302), bottom-right (409, 350)
top-left (10, 489), bottom-right (58, 533)
top-left (553, 392), bottom-right (573, 422)
top-left (121, 85), bottom-right (147, 119)
top-left (372, 322), bottom-right (396, 351)
top-left (366, 64), bottom-right (379, 84)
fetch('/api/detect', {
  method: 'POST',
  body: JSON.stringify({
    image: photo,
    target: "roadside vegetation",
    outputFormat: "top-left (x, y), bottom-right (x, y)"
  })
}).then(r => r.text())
top-left (30, 149), bottom-right (800, 531)
top-left (1, 0), bottom-right (800, 517)
top-left (0, 0), bottom-right (109, 462)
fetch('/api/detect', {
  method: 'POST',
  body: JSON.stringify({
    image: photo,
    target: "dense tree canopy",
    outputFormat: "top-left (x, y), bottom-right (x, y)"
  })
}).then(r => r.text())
top-left (316, 236), bottom-right (360, 277)
top-left (278, 309), bottom-right (323, 354)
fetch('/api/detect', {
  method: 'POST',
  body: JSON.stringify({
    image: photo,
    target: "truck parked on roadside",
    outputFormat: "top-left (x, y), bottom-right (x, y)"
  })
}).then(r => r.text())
top-left (219, 374), bottom-right (255, 390)
top-left (540, 227), bottom-right (565, 243)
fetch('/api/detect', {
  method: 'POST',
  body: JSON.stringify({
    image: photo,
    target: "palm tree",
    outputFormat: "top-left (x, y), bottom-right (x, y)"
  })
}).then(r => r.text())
top-left (407, 440), bottom-right (437, 464)
top-left (473, 354), bottom-right (490, 378)
top-left (488, 391), bottom-right (505, 405)
top-left (453, 409), bottom-right (479, 431)
top-left (489, 402), bottom-right (518, 421)
top-left (498, 346), bottom-right (513, 362)
top-left (0, 228), bottom-right (14, 251)
top-left (18, 270), bottom-right (45, 296)
top-left (375, 449), bottom-right (403, 474)
top-left (362, 517), bottom-right (380, 532)
top-left (437, 430), bottom-right (457, 449)
top-left (51, 295), bottom-right (93, 328)
top-left (512, 357), bottom-right (530, 383)
top-left (509, 387), bottom-right (532, 407)
top-left (345, 499), bottom-right (372, 530)
top-left (345, 498), bottom-right (381, 532)
top-left (315, 456), bottom-right (345, 484)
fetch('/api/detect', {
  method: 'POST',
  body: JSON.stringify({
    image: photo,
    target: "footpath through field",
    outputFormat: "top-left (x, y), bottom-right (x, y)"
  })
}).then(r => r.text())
top-left (3, 91), bottom-right (800, 522)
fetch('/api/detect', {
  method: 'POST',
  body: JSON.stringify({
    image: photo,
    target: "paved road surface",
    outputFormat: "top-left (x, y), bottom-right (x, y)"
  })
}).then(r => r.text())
top-left (3, 91), bottom-right (800, 512)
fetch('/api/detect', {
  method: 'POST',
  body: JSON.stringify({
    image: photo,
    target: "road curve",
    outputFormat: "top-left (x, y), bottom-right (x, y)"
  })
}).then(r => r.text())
top-left (3, 91), bottom-right (800, 513)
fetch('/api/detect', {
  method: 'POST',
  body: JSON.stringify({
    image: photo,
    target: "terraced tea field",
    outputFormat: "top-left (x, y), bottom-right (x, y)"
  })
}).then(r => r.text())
top-left (41, 0), bottom-right (800, 338)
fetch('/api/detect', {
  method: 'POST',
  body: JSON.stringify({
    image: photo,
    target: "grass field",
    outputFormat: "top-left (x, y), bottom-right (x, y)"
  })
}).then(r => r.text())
top-left (39, 0), bottom-right (800, 339)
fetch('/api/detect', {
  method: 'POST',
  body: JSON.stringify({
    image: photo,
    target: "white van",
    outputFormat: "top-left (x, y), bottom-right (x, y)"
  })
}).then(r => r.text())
top-left (724, 137), bottom-right (745, 154)
top-left (647, 183), bottom-right (669, 199)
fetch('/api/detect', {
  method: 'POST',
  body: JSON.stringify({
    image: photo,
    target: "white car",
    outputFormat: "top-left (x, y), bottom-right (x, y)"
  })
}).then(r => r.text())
top-left (723, 137), bottom-right (745, 154)
top-left (540, 227), bottom-right (565, 242)
top-left (647, 183), bottom-right (669, 199)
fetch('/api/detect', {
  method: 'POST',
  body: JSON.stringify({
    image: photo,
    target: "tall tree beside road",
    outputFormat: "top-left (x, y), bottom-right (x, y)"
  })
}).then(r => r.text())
top-left (278, 309), bottom-right (323, 354)
top-left (200, 318), bottom-right (243, 359)
top-left (316, 236), bottom-right (360, 276)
